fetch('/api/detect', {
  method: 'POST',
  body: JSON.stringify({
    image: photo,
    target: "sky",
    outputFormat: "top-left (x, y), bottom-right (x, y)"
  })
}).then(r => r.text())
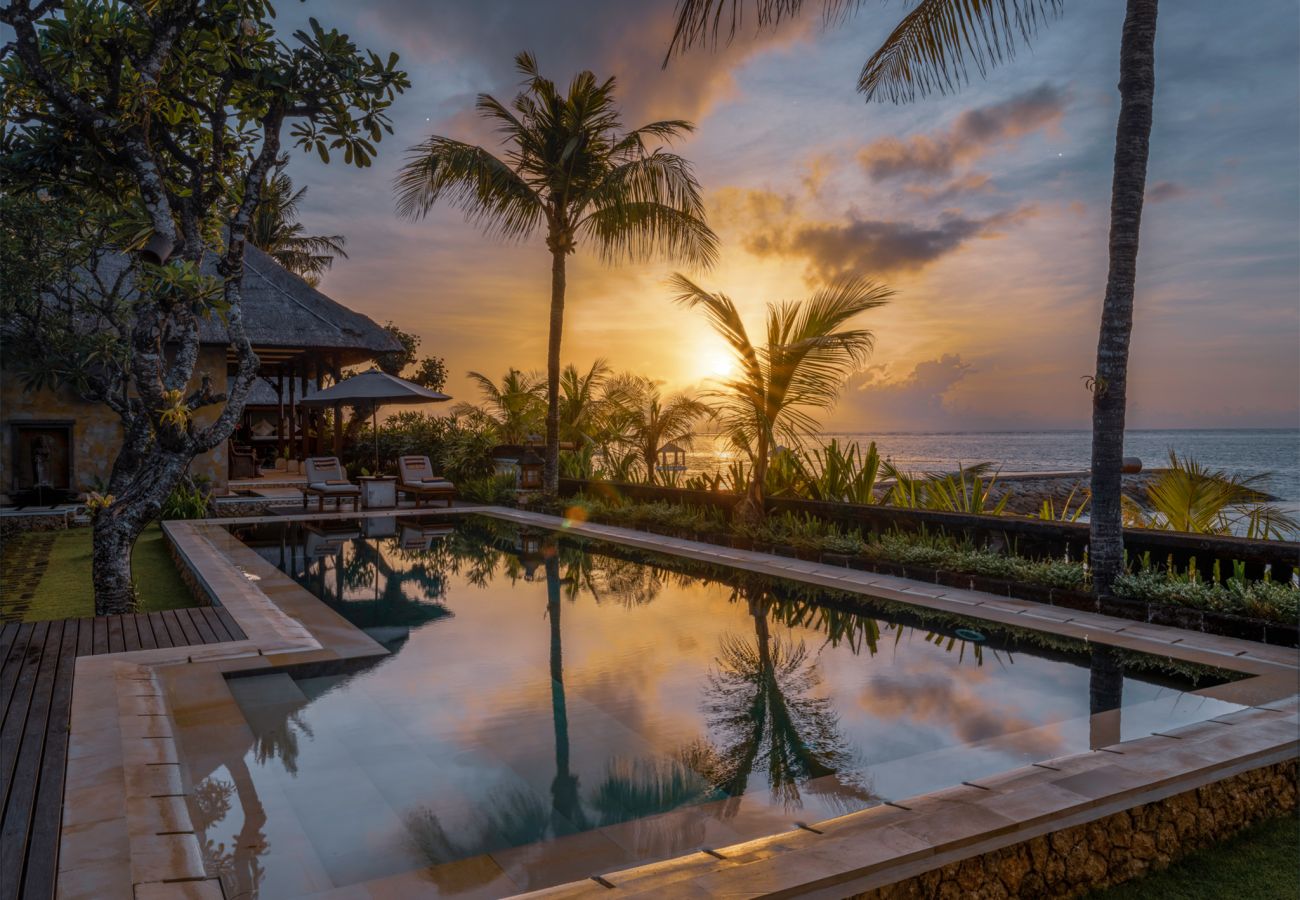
top-left (276, 0), bottom-right (1299, 432)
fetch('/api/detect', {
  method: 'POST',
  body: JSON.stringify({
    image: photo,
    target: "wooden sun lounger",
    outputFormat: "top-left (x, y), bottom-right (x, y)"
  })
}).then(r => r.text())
top-left (302, 457), bottom-right (361, 512)
top-left (398, 456), bottom-right (456, 508)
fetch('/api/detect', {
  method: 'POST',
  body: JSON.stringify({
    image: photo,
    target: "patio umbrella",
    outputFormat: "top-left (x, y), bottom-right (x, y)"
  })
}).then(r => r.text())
top-left (301, 368), bottom-right (450, 472)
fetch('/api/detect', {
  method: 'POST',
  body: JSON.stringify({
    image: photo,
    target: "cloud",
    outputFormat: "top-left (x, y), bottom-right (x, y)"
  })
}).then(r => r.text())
top-left (349, 0), bottom-right (811, 126)
top-left (1147, 180), bottom-right (1188, 203)
top-left (743, 204), bottom-right (1036, 280)
top-left (858, 83), bottom-right (1067, 181)
top-left (829, 356), bottom-right (973, 431)
top-left (905, 172), bottom-right (996, 202)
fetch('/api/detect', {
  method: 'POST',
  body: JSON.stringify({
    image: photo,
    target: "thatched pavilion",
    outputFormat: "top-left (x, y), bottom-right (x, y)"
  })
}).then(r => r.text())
top-left (1, 245), bottom-right (401, 501)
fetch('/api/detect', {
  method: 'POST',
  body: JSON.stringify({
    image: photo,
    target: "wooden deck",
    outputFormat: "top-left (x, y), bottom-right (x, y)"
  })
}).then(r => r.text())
top-left (0, 607), bottom-right (245, 900)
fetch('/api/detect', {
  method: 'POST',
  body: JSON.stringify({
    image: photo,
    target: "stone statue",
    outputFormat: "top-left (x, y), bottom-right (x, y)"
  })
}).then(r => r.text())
top-left (31, 433), bottom-right (53, 487)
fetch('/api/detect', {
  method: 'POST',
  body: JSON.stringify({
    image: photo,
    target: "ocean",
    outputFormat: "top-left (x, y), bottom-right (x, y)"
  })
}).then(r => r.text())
top-left (680, 429), bottom-right (1300, 510)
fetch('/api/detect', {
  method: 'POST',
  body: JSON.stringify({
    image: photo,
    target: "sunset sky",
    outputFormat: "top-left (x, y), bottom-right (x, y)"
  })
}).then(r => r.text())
top-left (281, 0), bottom-right (1298, 432)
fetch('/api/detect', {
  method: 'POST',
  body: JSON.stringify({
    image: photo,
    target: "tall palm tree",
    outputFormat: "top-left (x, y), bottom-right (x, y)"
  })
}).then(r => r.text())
top-left (667, 0), bottom-right (1159, 595)
top-left (606, 374), bottom-right (711, 485)
top-left (395, 52), bottom-right (719, 494)
top-left (455, 368), bottom-right (547, 444)
top-left (248, 161), bottom-right (348, 285)
top-left (670, 274), bottom-right (891, 520)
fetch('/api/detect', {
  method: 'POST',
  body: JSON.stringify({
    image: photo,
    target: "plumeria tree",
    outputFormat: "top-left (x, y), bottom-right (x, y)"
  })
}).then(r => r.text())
top-left (395, 52), bottom-right (718, 494)
top-left (0, 0), bottom-right (408, 613)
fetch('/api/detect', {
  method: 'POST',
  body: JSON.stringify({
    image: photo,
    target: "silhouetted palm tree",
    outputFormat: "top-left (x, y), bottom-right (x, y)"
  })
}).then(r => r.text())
top-left (248, 160), bottom-right (347, 285)
top-left (667, 0), bottom-right (1160, 593)
top-left (670, 274), bottom-right (891, 520)
top-left (396, 52), bottom-right (719, 494)
top-left (606, 374), bottom-right (711, 485)
top-left (456, 367), bottom-right (547, 444)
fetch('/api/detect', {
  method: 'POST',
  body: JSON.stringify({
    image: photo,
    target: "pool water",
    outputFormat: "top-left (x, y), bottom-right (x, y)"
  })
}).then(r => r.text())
top-left (185, 516), bottom-right (1243, 898)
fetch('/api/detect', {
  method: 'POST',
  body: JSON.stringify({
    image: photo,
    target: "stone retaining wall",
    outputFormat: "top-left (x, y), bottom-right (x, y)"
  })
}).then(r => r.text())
top-left (852, 760), bottom-right (1298, 899)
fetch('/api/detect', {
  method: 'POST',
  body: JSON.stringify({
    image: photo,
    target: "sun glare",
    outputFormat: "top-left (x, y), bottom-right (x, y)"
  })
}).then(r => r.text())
top-left (701, 350), bottom-right (736, 380)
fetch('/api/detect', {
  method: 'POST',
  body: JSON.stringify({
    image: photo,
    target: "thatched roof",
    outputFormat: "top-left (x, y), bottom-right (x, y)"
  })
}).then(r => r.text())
top-left (197, 245), bottom-right (402, 365)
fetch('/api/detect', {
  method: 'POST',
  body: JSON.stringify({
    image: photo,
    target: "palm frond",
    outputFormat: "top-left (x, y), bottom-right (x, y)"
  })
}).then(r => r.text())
top-left (394, 137), bottom-right (544, 240)
top-left (859, 0), bottom-right (1062, 102)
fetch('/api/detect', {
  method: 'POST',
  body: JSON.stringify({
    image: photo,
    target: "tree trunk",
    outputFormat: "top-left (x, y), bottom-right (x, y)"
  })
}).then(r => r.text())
top-left (1089, 0), bottom-right (1158, 597)
top-left (91, 449), bottom-right (191, 615)
top-left (543, 247), bottom-right (566, 495)
top-left (736, 434), bottom-right (769, 525)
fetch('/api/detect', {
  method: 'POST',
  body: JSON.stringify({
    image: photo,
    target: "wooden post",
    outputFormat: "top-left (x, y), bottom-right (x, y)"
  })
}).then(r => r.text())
top-left (276, 366), bottom-right (286, 459)
top-left (300, 366), bottom-right (310, 461)
top-left (330, 353), bottom-right (344, 459)
top-left (287, 364), bottom-right (296, 463)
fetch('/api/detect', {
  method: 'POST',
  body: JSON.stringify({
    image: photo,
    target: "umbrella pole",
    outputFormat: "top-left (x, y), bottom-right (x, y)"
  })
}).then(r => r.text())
top-left (373, 403), bottom-right (380, 473)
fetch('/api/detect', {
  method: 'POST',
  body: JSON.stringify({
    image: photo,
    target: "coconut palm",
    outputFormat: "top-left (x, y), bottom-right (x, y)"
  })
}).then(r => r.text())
top-left (247, 161), bottom-right (348, 286)
top-left (668, 0), bottom-right (1157, 595)
top-left (605, 374), bottom-right (710, 485)
top-left (670, 274), bottom-right (891, 520)
top-left (395, 52), bottom-right (718, 494)
top-left (558, 358), bottom-right (612, 445)
top-left (455, 368), bottom-right (546, 444)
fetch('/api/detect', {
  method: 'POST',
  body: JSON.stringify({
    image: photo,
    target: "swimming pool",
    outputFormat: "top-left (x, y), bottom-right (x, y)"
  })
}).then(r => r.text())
top-left (180, 515), bottom-right (1244, 898)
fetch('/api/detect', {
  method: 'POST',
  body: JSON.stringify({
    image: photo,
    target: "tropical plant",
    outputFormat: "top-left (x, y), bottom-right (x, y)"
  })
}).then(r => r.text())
top-left (246, 161), bottom-right (347, 286)
top-left (1035, 485), bottom-right (1091, 523)
top-left (558, 358), bottom-right (613, 445)
top-left (1123, 452), bottom-right (1299, 540)
top-left (0, 1), bottom-right (408, 614)
top-left (880, 461), bottom-right (1006, 514)
top-left (667, 0), bottom-right (1158, 596)
top-left (456, 368), bottom-right (547, 444)
top-left (670, 274), bottom-right (892, 521)
top-left (606, 374), bottom-right (711, 485)
top-left (160, 476), bottom-right (213, 521)
top-left (395, 51), bottom-right (719, 494)
top-left (798, 439), bottom-right (884, 504)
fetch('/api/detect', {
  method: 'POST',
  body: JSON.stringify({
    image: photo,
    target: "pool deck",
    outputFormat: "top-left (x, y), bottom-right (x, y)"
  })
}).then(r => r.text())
top-left (49, 506), bottom-right (1300, 899)
top-left (0, 609), bottom-right (246, 900)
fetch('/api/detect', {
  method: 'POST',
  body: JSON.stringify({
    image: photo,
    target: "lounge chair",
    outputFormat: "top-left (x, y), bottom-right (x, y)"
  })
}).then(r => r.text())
top-left (397, 456), bottom-right (456, 508)
top-left (302, 457), bottom-right (361, 512)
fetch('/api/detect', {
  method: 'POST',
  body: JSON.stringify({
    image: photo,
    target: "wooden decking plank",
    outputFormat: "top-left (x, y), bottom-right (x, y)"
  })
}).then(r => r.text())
top-left (20, 620), bottom-right (78, 900)
top-left (106, 615), bottom-right (125, 654)
top-left (90, 617), bottom-right (109, 655)
top-left (148, 612), bottom-right (175, 649)
top-left (119, 614), bottom-right (141, 652)
top-left (0, 623), bottom-right (19, 673)
top-left (74, 618), bottom-right (92, 658)
top-left (135, 612), bottom-right (159, 651)
top-left (213, 607), bottom-right (246, 642)
top-left (168, 608), bottom-right (202, 647)
top-left (1, 623), bottom-right (35, 728)
top-left (204, 607), bottom-right (237, 643)
top-left (0, 620), bottom-right (62, 900)
top-left (0, 621), bottom-right (50, 819)
top-left (185, 608), bottom-right (220, 645)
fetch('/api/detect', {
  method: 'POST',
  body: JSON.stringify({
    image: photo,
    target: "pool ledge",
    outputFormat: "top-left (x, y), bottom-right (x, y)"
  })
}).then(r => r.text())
top-left (55, 509), bottom-right (1299, 900)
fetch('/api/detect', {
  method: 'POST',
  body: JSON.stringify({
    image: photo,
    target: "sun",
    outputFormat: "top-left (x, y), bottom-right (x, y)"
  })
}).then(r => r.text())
top-left (701, 350), bottom-right (735, 380)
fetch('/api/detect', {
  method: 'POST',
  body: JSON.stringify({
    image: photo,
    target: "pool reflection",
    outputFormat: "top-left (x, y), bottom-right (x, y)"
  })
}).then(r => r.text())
top-left (188, 516), bottom-right (1240, 898)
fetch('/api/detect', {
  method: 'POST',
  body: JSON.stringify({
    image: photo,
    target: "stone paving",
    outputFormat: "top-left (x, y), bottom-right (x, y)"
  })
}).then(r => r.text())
top-left (52, 506), bottom-right (1300, 900)
top-left (0, 530), bottom-right (55, 622)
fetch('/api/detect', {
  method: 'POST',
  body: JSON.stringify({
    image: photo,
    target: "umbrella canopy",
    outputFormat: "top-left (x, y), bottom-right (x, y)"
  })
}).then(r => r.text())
top-left (302, 369), bottom-right (450, 472)
top-left (300, 369), bottom-right (450, 407)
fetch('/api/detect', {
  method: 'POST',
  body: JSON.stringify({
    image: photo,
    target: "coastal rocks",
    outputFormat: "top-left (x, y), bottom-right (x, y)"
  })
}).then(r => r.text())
top-left (851, 760), bottom-right (1298, 900)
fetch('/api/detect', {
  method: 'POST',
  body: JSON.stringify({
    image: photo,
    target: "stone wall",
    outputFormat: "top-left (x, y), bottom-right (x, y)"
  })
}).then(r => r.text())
top-left (852, 760), bottom-right (1297, 899)
top-left (1, 346), bottom-right (230, 502)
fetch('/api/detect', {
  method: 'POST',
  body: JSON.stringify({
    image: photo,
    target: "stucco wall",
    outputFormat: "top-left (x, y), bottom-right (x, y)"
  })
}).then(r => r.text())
top-left (1, 347), bottom-right (230, 501)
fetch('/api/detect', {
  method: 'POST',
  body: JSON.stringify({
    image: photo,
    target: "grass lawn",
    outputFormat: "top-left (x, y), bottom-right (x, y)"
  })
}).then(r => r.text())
top-left (1, 524), bottom-right (197, 621)
top-left (1092, 812), bottom-right (1299, 899)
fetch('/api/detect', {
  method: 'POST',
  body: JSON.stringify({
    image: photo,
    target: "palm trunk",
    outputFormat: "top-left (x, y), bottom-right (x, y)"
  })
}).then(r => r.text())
top-left (91, 449), bottom-right (191, 614)
top-left (737, 433), bottom-right (768, 525)
top-left (543, 247), bottom-right (566, 495)
top-left (1089, 0), bottom-right (1158, 597)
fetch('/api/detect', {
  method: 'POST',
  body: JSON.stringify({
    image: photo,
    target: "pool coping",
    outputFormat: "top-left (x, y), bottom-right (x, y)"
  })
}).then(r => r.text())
top-left (55, 506), bottom-right (1299, 899)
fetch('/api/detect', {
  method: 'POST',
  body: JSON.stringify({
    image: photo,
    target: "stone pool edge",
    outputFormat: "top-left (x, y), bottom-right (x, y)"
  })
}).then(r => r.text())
top-left (54, 507), bottom-right (1299, 899)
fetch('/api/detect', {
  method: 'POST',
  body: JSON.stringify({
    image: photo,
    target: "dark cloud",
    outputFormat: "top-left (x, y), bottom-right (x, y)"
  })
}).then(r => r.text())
top-left (347, 0), bottom-right (810, 126)
top-left (744, 206), bottom-right (1035, 280)
top-left (858, 83), bottom-right (1067, 181)
top-left (1147, 180), bottom-right (1188, 203)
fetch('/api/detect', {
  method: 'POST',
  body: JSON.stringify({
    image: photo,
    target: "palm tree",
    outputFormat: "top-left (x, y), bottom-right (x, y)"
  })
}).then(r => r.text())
top-left (455, 368), bottom-right (547, 444)
top-left (248, 160), bottom-right (348, 285)
top-left (667, 0), bottom-right (1159, 595)
top-left (670, 274), bottom-right (891, 520)
top-left (395, 52), bottom-right (719, 494)
top-left (1123, 452), bottom-right (1299, 540)
top-left (558, 358), bottom-right (612, 445)
top-left (606, 374), bottom-right (710, 485)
